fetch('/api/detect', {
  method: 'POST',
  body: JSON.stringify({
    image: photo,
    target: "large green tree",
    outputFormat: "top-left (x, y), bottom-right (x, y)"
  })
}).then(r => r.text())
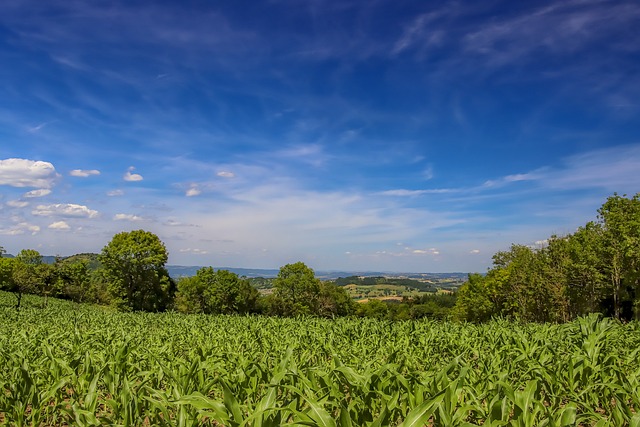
top-left (597, 193), bottom-right (640, 319)
top-left (55, 258), bottom-right (93, 303)
top-left (11, 249), bottom-right (47, 308)
top-left (273, 262), bottom-right (321, 316)
top-left (100, 230), bottom-right (174, 311)
top-left (0, 256), bottom-right (18, 306)
top-left (175, 267), bottom-right (258, 314)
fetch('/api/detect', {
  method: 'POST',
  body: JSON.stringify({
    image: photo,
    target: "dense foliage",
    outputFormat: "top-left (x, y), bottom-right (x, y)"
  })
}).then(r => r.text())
top-left (455, 193), bottom-right (640, 322)
top-left (100, 230), bottom-right (175, 312)
top-left (1, 292), bottom-right (640, 426)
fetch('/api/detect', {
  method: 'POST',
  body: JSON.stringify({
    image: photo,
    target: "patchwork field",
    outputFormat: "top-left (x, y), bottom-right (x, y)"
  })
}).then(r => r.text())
top-left (1, 292), bottom-right (639, 426)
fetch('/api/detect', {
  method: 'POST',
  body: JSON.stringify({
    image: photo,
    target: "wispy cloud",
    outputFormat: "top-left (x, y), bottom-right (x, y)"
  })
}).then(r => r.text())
top-left (23, 189), bottom-right (52, 198)
top-left (27, 120), bottom-right (56, 133)
top-left (179, 248), bottom-right (209, 255)
top-left (463, 1), bottom-right (640, 67)
top-left (393, 10), bottom-right (448, 55)
top-left (377, 188), bottom-right (455, 197)
top-left (0, 222), bottom-right (40, 236)
top-left (475, 144), bottom-right (640, 194)
top-left (70, 169), bottom-right (100, 177)
top-left (6, 200), bottom-right (29, 208)
top-left (114, 213), bottom-right (143, 221)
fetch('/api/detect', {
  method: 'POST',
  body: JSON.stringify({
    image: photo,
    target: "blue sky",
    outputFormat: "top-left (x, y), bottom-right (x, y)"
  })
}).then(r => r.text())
top-left (1, 0), bottom-right (639, 272)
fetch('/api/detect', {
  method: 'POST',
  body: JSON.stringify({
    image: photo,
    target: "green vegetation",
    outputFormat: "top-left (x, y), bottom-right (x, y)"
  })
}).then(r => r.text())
top-left (1, 193), bottom-right (640, 424)
top-left (0, 234), bottom-right (355, 319)
top-left (175, 267), bottom-right (258, 314)
top-left (455, 193), bottom-right (640, 322)
top-left (100, 230), bottom-right (175, 312)
top-left (334, 276), bottom-right (436, 292)
top-left (1, 292), bottom-right (640, 426)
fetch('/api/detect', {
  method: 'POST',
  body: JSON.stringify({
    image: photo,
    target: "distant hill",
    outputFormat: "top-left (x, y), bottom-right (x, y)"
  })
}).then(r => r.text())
top-left (167, 265), bottom-right (281, 278)
top-left (166, 265), bottom-right (469, 283)
top-left (3, 253), bottom-right (469, 285)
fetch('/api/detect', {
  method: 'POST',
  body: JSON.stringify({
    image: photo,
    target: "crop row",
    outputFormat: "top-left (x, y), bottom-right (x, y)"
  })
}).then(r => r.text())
top-left (1, 292), bottom-right (640, 426)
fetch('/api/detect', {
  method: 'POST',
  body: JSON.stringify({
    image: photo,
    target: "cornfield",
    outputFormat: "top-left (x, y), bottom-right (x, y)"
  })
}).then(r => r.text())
top-left (1, 292), bottom-right (639, 426)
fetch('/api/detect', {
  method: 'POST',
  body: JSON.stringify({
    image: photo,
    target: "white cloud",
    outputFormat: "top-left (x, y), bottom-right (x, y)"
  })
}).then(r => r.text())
top-left (114, 213), bottom-right (143, 221)
top-left (0, 222), bottom-right (40, 235)
top-left (70, 169), bottom-right (100, 177)
top-left (107, 189), bottom-right (124, 196)
top-left (217, 171), bottom-right (235, 178)
top-left (0, 158), bottom-right (58, 188)
top-left (33, 203), bottom-right (99, 218)
top-left (48, 221), bottom-right (70, 230)
top-left (412, 248), bottom-right (440, 255)
top-left (7, 200), bottom-right (29, 208)
top-left (23, 189), bottom-right (52, 198)
top-left (470, 249), bottom-right (481, 254)
top-left (186, 185), bottom-right (201, 197)
top-left (123, 166), bottom-right (143, 182)
top-left (179, 248), bottom-right (209, 254)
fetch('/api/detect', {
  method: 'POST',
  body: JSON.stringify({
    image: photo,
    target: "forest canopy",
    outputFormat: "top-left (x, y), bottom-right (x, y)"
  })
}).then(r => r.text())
top-left (454, 193), bottom-right (640, 322)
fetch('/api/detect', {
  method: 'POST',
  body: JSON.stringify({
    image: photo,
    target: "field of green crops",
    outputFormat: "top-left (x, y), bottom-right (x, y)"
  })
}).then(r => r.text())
top-left (1, 292), bottom-right (640, 426)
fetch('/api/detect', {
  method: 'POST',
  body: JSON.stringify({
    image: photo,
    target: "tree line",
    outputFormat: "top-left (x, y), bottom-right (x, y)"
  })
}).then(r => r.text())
top-left (0, 230), bottom-right (357, 317)
top-left (3, 192), bottom-right (636, 322)
top-left (454, 193), bottom-right (640, 322)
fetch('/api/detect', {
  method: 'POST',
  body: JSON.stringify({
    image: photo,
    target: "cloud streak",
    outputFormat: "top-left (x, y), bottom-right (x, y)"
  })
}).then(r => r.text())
top-left (70, 169), bottom-right (100, 177)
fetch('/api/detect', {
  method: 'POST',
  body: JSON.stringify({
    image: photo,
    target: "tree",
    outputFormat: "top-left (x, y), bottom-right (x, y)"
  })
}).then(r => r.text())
top-left (273, 262), bottom-right (321, 316)
top-left (597, 193), bottom-right (640, 319)
top-left (565, 223), bottom-right (605, 317)
top-left (356, 299), bottom-right (388, 319)
top-left (55, 258), bottom-right (93, 302)
top-left (453, 273), bottom-right (495, 322)
top-left (317, 282), bottom-right (356, 317)
top-left (0, 257), bottom-right (18, 306)
top-left (16, 249), bottom-right (43, 266)
top-left (100, 230), bottom-right (174, 311)
top-left (175, 267), bottom-right (258, 314)
top-left (175, 275), bottom-right (207, 314)
top-left (11, 249), bottom-right (46, 308)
